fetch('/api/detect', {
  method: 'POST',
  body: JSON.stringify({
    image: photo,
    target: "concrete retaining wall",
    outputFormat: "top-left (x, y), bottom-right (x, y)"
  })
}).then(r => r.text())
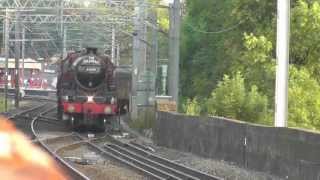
top-left (154, 112), bottom-right (320, 180)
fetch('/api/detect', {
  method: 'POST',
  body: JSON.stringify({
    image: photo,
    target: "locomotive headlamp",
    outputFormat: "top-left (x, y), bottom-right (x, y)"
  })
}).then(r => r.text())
top-left (104, 106), bottom-right (112, 114)
top-left (62, 96), bottom-right (69, 101)
top-left (67, 105), bottom-right (75, 113)
top-left (110, 97), bottom-right (116, 104)
top-left (87, 96), bottom-right (94, 103)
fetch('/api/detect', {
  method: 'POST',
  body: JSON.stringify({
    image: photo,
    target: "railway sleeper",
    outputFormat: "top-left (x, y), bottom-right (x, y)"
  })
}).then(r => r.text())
top-left (105, 143), bottom-right (200, 180)
top-left (102, 144), bottom-right (183, 180)
top-left (122, 141), bottom-right (223, 180)
top-left (85, 142), bottom-right (165, 180)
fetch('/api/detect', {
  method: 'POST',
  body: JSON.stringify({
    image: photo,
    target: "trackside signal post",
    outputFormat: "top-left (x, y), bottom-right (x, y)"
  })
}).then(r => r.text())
top-left (275, 0), bottom-right (290, 127)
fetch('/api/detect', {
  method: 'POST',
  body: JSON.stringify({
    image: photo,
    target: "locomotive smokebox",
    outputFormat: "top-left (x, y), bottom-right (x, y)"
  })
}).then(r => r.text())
top-left (75, 55), bottom-right (106, 90)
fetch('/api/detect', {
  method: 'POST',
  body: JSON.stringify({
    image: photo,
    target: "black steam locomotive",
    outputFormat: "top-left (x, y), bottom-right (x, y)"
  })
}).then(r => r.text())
top-left (57, 47), bottom-right (131, 131)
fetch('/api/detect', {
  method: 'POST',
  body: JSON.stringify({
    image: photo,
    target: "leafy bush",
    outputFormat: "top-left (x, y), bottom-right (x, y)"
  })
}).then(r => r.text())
top-left (288, 67), bottom-right (320, 130)
top-left (206, 72), bottom-right (272, 125)
top-left (182, 97), bottom-right (201, 116)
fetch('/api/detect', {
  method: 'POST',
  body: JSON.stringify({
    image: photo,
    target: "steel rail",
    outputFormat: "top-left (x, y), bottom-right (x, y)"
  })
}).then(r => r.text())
top-left (76, 133), bottom-right (223, 180)
top-left (101, 143), bottom-right (183, 180)
top-left (107, 135), bottom-right (224, 180)
top-left (71, 133), bottom-right (165, 180)
top-left (30, 106), bottom-right (90, 180)
top-left (54, 139), bottom-right (164, 180)
top-left (84, 141), bottom-right (165, 180)
top-left (8, 103), bottom-right (47, 119)
top-left (105, 143), bottom-right (200, 180)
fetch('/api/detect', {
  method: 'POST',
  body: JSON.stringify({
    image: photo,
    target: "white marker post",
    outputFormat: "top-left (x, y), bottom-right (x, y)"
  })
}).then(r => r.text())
top-left (275, 0), bottom-right (290, 127)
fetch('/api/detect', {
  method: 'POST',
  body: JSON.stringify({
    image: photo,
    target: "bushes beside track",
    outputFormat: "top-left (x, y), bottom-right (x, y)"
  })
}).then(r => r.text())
top-left (129, 107), bottom-right (156, 133)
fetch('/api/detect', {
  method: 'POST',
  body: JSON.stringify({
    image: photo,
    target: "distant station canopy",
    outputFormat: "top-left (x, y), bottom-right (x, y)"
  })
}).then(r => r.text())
top-left (0, 58), bottom-right (42, 70)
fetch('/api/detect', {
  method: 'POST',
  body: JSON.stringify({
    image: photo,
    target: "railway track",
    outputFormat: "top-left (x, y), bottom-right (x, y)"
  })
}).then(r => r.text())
top-left (2, 97), bottom-right (89, 180)
top-left (102, 134), bottom-right (223, 180)
top-left (8, 102), bottom-right (55, 138)
top-left (51, 132), bottom-right (223, 180)
top-left (7, 96), bottom-right (223, 180)
top-left (30, 108), bottom-right (90, 180)
top-left (36, 132), bottom-right (146, 179)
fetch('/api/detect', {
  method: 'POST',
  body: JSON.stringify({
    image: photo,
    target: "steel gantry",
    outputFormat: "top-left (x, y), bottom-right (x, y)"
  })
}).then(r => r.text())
top-left (0, 0), bottom-right (136, 56)
top-left (12, 14), bottom-right (131, 25)
top-left (0, 0), bottom-right (172, 125)
top-left (0, 0), bottom-right (138, 110)
top-left (0, 0), bottom-right (134, 9)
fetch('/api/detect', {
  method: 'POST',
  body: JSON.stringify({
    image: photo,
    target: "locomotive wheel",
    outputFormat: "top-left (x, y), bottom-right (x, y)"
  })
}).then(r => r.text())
top-left (69, 116), bottom-right (79, 130)
top-left (61, 114), bottom-right (76, 130)
top-left (95, 119), bottom-right (106, 132)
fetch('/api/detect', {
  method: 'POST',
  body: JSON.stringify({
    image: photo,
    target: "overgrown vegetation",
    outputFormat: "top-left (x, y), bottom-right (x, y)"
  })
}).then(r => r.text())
top-left (130, 108), bottom-right (156, 132)
top-left (0, 98), bottom-right (4, 112)
top-left (0, 98), bottom-right (10, 113)
top-left (180, 0), bottom-right (320, 130)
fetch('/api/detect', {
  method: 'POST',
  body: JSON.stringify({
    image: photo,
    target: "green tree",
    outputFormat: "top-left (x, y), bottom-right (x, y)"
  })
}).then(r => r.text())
top-left (291, 0), bottom-right (320, 81)
top-left (179, 0), bottom-right (320, 130)
top-left (180, 0), bottom-right (277, 99)
top-left (231, 33), bottom-right (275, 98)
top-left (180, 0), bottom-right (242, 98)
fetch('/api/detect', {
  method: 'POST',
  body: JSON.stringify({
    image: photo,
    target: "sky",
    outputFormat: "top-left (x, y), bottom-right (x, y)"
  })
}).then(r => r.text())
top-left (161, 0), bottom-right (174, 5)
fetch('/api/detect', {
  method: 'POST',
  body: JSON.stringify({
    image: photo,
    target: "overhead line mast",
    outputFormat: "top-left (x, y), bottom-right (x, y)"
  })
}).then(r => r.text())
top-left (275, 0), bottom-right (290, 127)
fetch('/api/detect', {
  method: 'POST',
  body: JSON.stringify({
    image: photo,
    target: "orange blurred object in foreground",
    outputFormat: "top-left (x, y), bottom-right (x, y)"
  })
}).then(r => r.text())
top-left (0, 117), bottom-right (67, 180)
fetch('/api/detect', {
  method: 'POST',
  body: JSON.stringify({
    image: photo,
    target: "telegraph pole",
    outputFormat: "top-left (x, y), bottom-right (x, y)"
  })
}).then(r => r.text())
top-left (150, 11), bottom-right (158, 75)
top-left (4, 8), bottom-right (10, 112)
top-left (131, 2), bottom-right (139, 120)
top-left (131, 0), bottom-right (147, 120)
top-left (168, 0), bottom-right (181, 106)
top-left (149, 10), bottom-right (158, 102)
top-left (116, 43), bottom-right (120, 66)
top-left (275, 0), bottom-right (290, 127)
top-left (59, 0), bottom-right (64, 58)
top-left (62, 27), bottom-right (67, 58)
top-left (14, 10), bottom-right (21, 108)
top-left (2, 21), bottom-right (4, 54)
top-left (111, 25), bottom-right (116, 63)
top-left (59, 0), bottom-right (64, 37)
top-left (22, 27), bottom-right (25, 89)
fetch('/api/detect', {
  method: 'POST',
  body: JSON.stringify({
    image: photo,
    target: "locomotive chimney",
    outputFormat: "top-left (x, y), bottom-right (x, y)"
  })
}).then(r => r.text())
top-left (86, 47), bottom-right (98, 55)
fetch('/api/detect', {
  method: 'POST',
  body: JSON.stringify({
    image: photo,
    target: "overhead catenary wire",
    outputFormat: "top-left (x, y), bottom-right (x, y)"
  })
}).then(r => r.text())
top-left (0, 0), bottom-right (160, 57)
top-left (185, 20), bottom-right (245, 34)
